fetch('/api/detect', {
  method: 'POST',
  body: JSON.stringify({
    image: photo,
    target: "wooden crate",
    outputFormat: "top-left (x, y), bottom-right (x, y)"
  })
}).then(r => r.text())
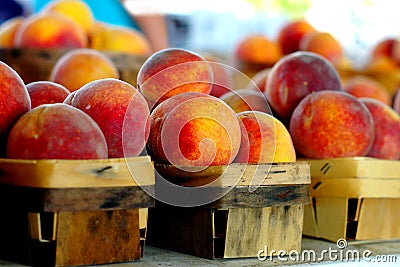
top-left (0, 48), bottom-right (147, 86)
top-left (303, 157), bottom-right (400, 242)
top-left (147, 161), bottom-right (310, 259)
top-left (0, 156), bottom-right (155, 266)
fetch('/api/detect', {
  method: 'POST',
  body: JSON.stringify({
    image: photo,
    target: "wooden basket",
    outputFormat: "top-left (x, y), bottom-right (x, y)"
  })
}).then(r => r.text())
top-left (146, 161), bottom-right (311, 259)
top-left (0, 48), bottom-right (147, 86)
top-left (0, 156), bottom-right (155, 267)
top-left (303, 157), bottom-right (400, 242)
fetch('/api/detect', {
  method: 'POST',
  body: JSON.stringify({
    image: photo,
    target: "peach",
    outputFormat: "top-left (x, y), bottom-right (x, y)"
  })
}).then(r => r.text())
top-left (0, 16), bottom-right (23, 48)
top-left (50, 48), bottom-right (119, 92)
top-left (0, 61), bottom-right (31, 155)
top-left (342, 75), bottom-right (391, 105)
top-left (277, 20), bottom-right (316, 55)
top-left (147, 92), bottom-right (241, 166)
top-left (219, 89), bottom-right (270, 114)
top-left (234, 111), bottom-right (296, 164)
top-left (13, 12), bottom-right (87, 49)
top-left (394, 88), bottom-right (400, 114)
top-left (137, 48), bottom-right (213, 108)
top-left (246, 68), bottom-right (271, 93)
top-left (26, 81), bottom-right (71, 108)
top-left (7, 103), bottom-right (107, 159)
top-left (41, 0), bottom-right (95, 33)
top-left (233, 34), bottom-right (282, 70)
top-left (265, 51), bottom-right (342, 122)
top-left (359, 98), bottom-right (400, 160)
top-left (89, 24), bottom-right (151, 56)
top-left (289, 90), bottom-right (375, 159)
top-left (69, 78), bottom-right (150, 158)
top-left (370, 38), bottom-right (398, 61)
top-left (299, 31), bottom-right (344, 65)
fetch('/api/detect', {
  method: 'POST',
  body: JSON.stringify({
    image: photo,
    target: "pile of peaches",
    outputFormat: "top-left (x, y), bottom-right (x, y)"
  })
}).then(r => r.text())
top-left (0, 0), bottom-right (151, 56)
top-left (0, 0), bottom-right (398, 165)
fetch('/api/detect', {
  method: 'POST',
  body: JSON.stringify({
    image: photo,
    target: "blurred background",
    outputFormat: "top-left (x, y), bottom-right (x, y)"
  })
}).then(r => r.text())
top-left (6, 0), bottom-right (400, 66)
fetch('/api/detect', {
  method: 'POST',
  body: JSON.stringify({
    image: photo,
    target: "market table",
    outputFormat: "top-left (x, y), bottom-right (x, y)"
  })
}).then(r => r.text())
top-left (1, 237), bottom-right (399, 266)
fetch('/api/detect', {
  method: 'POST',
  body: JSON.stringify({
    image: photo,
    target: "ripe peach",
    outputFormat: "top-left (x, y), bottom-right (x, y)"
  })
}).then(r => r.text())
top-left (41, 0), bottom-right (95, 34)
top-left (359, 98), bottom-right (400, 160)
top-left (265, 51), bottom-right (342, 122)
top-left (342, 75), bottom-right (391, 105)
top-left (0, 16), bottom-right (23, 48)
top-left (69, 78), bottom-right (150, 158)
top-left (289, 90), bottom-right (375, 159)
top-left (147, 92), bottom-right (241, 166)
top-left (137, 48), bottom-right (213, 108)
top-left (26, 81), bottom-right (71, 108)
top-left (299, 31), bottom-right (344, 65)
top-left (50, 48), bottom-right (119, 92)
top-left (89, 24), bottom-right (151, 56)
top-left (7, 103), bottom-right (107, 159)
top-left (277, 20), bottom-right (316, 55)
top-left (370, 38), bottom-right (398, 61)
top-left (219, 89), bottom-right (270, 114)
top-left (233, 34), bottom-right (282, 70)
top-left (13, 13), bottom-right (87, 49)
top-left (234, 111), bottom-right (296, 164)
top-left (0, 61), bottom-right (31, 155)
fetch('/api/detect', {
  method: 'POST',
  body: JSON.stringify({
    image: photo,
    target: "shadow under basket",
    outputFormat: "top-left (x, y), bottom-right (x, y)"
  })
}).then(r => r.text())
top-left (147, 161), bottom-right (311, 259)
top-left (303, 157), bottom-right (400, 243)
top-left (0, 156), bottom-right (155, 267)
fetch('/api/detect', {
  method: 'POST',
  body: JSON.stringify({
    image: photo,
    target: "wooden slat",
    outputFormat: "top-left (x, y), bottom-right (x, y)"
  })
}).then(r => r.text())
top-left (0, 156), bottom-right (154, 188)
top-left (310, 177), bottom-right (400, 198)
top-left (314, 197), bottom-right (348, 242)
top-left (0, 185), bottom-right (155, 212)
top-left (155, 161), bottom-right (310, 187)
top-left (302, 199), bottom-right (318, 238)
top-left (265, 205), bottom-right (304, 254)
top-left (224, 207), bottom-right (271, 258)
top-left (209, 185), bottom-right (310, 208)
top-left (55, 209), bottom-right (141, 266)
top-left (356, 198), bottom-right (400, 240)
top-left (306, 157), bottom-right (400, 179)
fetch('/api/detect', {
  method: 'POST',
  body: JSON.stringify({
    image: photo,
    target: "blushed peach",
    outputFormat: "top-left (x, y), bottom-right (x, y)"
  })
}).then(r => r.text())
top-left (70, 78), bottom-right (150, 158)
top-left (290, 90), bottom-right (375, 159)
top-left (147, 92), bottom-right (241, 166)
top-left (41, 0), bottom-right (94, 34)
top-left (277, 20), bottom-right (316, 55)
top-left (265, 51), bottom-right (342, 122)
top-left (137, 48), bottom-right (213, 108)
top-left (0, 61), bottom-right (31, 155)
top-left (342, 75), bottom-right (391, 105)
top-left (50, 48), bottom-right (119, 92)
top-left (234, 111), bottom-right (296, 163)
top-left (360, 98), bottom-right (400, 160)
top-left (13, 13), bottom-right (87, 49)
top-left (6, 103), bottom-right (108, 160)
top-left (26, 81), bottom-right (70, 108)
